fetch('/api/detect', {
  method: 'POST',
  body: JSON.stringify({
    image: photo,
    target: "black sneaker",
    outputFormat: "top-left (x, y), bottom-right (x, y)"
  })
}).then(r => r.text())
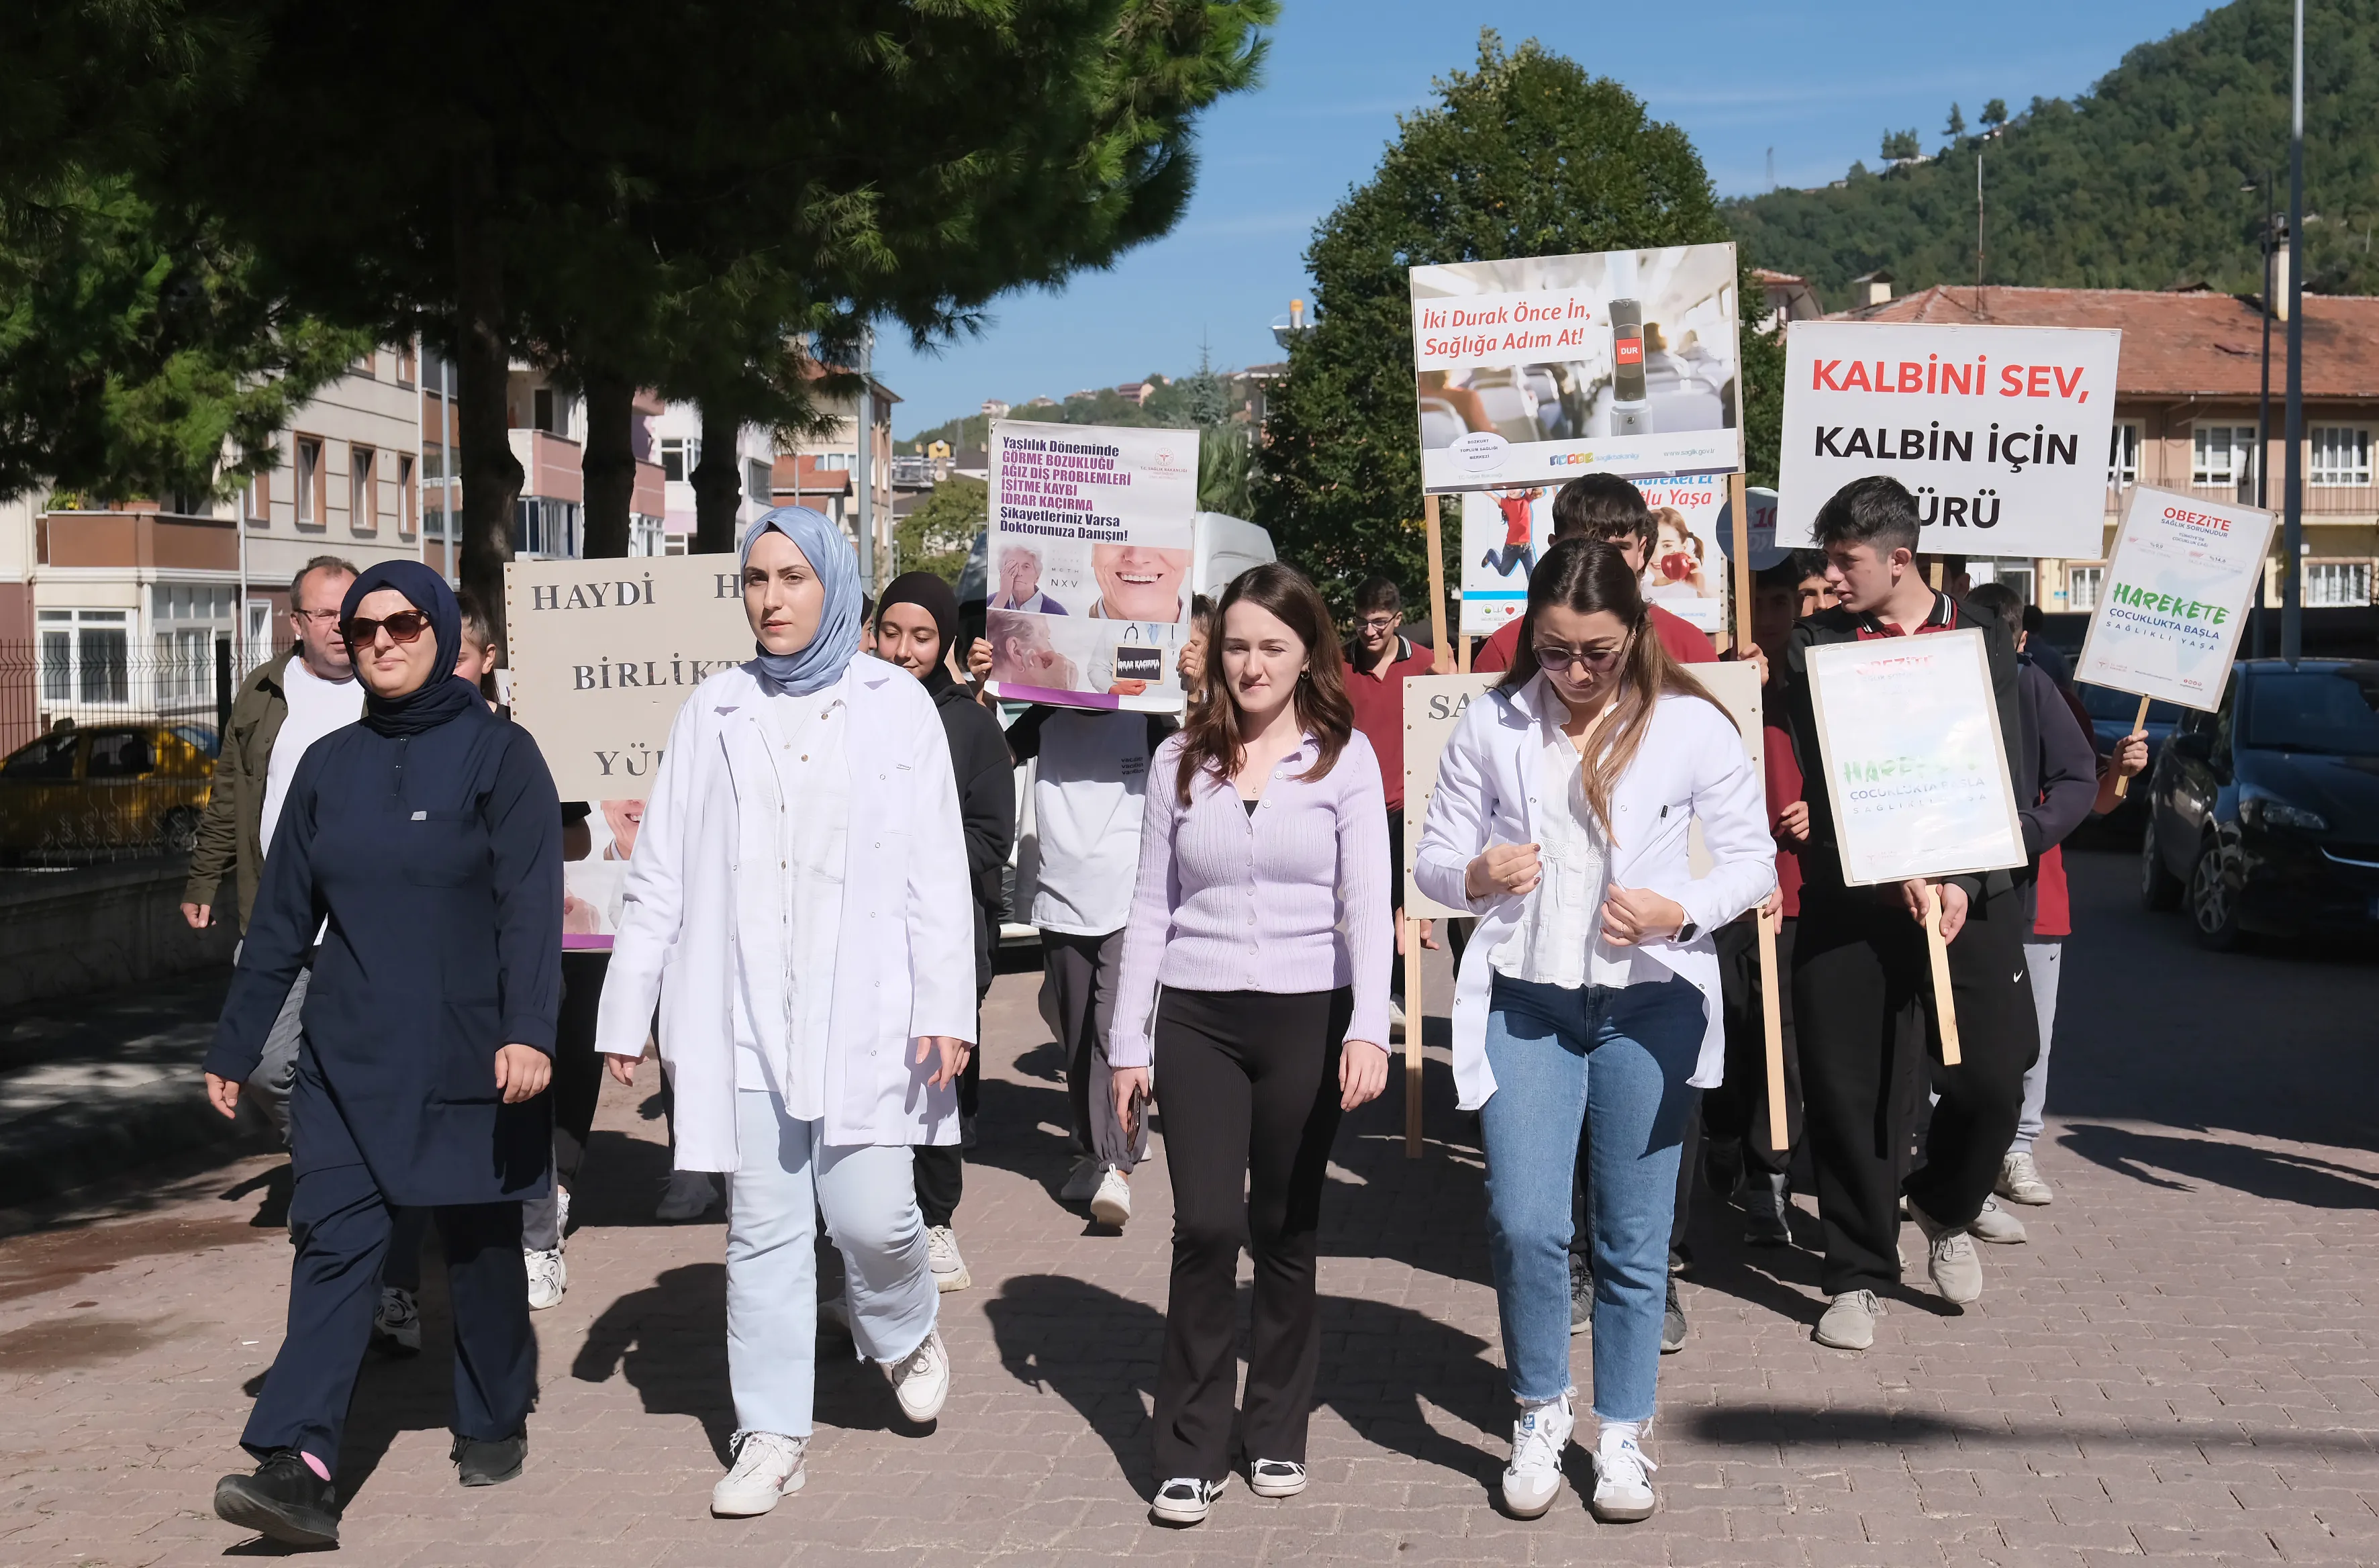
top-left (1737, 1171), bottom-right (1792, 1246)
top-left (1151, 1476), bottom-right (1226, 1526)
top-left (1568, 1253), bottom-right (1592, 1336)
top-left (213, 1449), bottom-right (340, 1547)
top-left (1669, 1243), bottom-right (1694, 1277)
top-left (1661, 1279), bottom-right (1688, 1354)
top-left (452, 1431), bottom-right (527, 1487)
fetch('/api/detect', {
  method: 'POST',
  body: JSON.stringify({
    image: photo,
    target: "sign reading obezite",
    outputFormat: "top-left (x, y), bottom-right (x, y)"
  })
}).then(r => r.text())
top-left (2075, 485), bottom-right (2275, 712)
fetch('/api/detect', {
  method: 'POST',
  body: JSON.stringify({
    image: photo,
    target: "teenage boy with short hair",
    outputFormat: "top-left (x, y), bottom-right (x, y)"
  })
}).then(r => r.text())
top-left (1473, 474), bottom-right (1715, 672)
top-left (1342, 577), bottom-right (1437, 1004)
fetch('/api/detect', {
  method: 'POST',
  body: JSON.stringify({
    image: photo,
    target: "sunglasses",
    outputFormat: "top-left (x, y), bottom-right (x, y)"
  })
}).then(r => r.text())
top-left (341, 610), bottom-right (434, 648)
top-left (1532, 642), bottom-right (1627, 675)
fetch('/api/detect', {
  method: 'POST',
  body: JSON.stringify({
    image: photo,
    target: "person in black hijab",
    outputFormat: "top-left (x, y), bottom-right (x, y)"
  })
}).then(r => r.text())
top-left (201, 558), bottom-right (563, 1547)
top-left (873, 571), bottom-right (1014, 1290)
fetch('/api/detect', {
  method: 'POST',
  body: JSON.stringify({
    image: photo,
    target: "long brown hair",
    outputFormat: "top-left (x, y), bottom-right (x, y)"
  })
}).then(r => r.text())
top-left (1498, 537), bottom-right (1717, 834)
top-left (1173, 562), bottom-right (1353, 804)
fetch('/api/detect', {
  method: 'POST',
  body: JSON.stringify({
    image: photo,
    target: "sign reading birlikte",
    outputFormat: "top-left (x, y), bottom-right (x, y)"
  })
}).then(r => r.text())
top-left (1777, 321), bottom-right (2122, 559)
top-left (1802, 628), bottom-right (2026, 887)
top-left (2075, 485), bottom-right (2274, 712)
top-left (982, 419), bottom-right (1196, 712)
top-left (1410, 244), bottom-right (1744, 494)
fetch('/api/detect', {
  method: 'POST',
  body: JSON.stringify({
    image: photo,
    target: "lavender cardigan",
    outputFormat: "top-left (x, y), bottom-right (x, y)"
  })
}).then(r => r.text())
top-left (1109, 729), bottom-right (1394, 1065)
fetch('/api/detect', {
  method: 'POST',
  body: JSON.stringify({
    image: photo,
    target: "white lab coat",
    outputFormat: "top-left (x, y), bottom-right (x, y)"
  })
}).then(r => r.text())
top-left (1414, 673), bottom-right (1776, 1108)
top-left (594, 658), bottom-right (976, 1169)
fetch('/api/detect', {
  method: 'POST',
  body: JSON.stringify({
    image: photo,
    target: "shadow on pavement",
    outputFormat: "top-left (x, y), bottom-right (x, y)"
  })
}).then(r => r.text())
top-left (2057, 1122), bottom-right (2379, 1209)
top-left (570, 1261), bottom-right (735, 1462)
top-left (1683, 1402), bottom-right (2379, 1457)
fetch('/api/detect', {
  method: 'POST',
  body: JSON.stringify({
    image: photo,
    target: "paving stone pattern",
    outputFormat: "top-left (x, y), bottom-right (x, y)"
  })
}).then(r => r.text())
top-left (1, 852), bottom-right (2374, 1566)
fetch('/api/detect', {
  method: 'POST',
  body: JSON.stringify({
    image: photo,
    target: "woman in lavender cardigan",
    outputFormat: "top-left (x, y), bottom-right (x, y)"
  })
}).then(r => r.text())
top-left (1108, 562), bottom-right (1394, 1527)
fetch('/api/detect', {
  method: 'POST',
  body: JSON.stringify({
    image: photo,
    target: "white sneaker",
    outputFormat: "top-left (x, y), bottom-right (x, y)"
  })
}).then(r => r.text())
top-left (1151, 1477), bottom-right (1224, 1526)
top-left (524, 1246), bottom-right (567, 1310)
top-left (1909, 1199), bottom-right (1984, 1305)
top-left (1089, 1166), bottom-right (1132, 1228)
top-left (1248, 1459), bottom-right (1306, 1498)
top-left (1059, 1155), bottom-right (1104, 1202)
top-left (1500, 1393), bottom-right (1573, 1519)
top-left (1970, 1196), bottom-right (2029, 1245)
top-left (883, 1327), bottom-right (949, 1423)
top-left (1814, 1289), bottom-right (1884, 1351)
top-left (656, 1171), bottom-right (717, 1222)
top-left (373, 1285), bottom-right (422, 1354)
top-left (927, 1226), bottom-right (972, 1292)
top-left (1590, 1429), bottom-right (1658, 1522)
top-left (710, 1431), bottom-right (806, 1516)
top-left (1997, 1150), bottom-right (2054, 1206)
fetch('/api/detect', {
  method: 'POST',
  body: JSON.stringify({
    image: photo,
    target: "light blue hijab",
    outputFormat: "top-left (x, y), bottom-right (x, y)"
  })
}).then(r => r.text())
top-left (740, 505), bottom-right (864, 696)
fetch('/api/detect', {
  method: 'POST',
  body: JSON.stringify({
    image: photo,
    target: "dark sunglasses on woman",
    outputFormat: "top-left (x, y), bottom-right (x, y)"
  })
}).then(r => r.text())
top-left (342, 609), bottom-right (433, 648)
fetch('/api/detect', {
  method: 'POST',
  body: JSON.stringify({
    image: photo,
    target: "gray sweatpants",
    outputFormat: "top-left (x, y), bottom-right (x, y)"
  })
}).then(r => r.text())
top-left (246, 960), bottom-right (312, 1142)
top-left (2010, 941), bottom-right (2063, 1154)
top-left (1040, 928), bottom-right (1150, 1171)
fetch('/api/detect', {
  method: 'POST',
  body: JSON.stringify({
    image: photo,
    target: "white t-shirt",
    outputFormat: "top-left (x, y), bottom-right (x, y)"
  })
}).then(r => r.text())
top-left (1029, 709), bottom-right (1155, 938)
top-left (733, 687), bottom-right (848, 1112)
top-left (260, 657), bottom-right (363, 856)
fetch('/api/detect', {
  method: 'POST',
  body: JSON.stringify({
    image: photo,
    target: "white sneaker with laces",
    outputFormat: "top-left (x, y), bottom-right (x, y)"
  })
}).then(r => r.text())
top-left (1970, 1196), bottom-right (2029, 1245)
top-left (373, 1285), bottom-right (422, 1354)
top-left (1089, 1166), bottom-right (1132, 1228)
top-left (883, 1327), bottom-right (950, 1423)
top-left (926, 1226), bottom-right (971, 1291)
top-left (524, 1246), bottom-right (567, 1310)
top-left (710, 1431), bottom-right (806, 1516)
top-left (1059, 1155), bottom-right (1105, 1202)
top-left (1814, 1289), bottom-right (1884, 1351)
top-left (1590, 1429), bottom-right (1658, 1522)
top-left (1249, 1459), bottom-right (1306, 1498)
top-left (1500, 1393), bottom-right (1573, 1519)
top-left (1151, 1476), bottom-right (1224, 1526)
top-left (1909, 1199), bottom-right (1984, 1304)
top-left (1996, 1150), bottom-right (2054, 1206)
top-left (656, 1170), bottom-right (717, 1222)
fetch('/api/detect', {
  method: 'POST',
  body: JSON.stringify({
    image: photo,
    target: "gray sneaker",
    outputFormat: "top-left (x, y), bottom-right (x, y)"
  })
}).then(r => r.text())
top-left (1660, 1279), bottom-right (1686, 1354)
top-left (1908, 1199), bottom-right (1984, 1304)
top-left (1996, 1150), bottom-right (2053, 1206)
top-left (1814, 1289), bottom-right (1884, 1350)
top-left (1569, 1254), bottom-right (1592, 1337)
top-left (1969, 1197), bottom-right (2028, 1245)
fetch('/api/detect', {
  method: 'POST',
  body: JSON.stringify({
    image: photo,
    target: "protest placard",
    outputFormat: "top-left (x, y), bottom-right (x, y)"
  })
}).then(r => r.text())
top-left (2076, 484), bottom-right (2274, 712)
top-left (1458, 473), bottom-right (1729, 636)
top-left (1401, 674), bottom-right (1499, 920)
top-left (1777, 321), bottom-right (2121, 558)
top-left (1411, 244), bottom-right (1743, 495)
top-left (983, 419), bottom-right (1197, 712)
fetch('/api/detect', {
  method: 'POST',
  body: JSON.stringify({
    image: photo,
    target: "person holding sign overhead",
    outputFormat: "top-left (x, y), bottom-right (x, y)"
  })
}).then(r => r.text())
top-left (1780, 477), bottom-right (2037, 1353)
top-left (1416, 538), bottom-right (1774, 1527)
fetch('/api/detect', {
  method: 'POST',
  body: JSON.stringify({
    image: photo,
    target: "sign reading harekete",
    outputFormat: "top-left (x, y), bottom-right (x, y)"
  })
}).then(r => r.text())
top-left (1803, 628), bottom-right (2027, 887)
top-left (1778, 321), bottom-right (2121, 559)
top-left (982, 419), bottom-right (1196, 714)
top-left (505, 554), bottom-right (752, 802)
top-left (2076, 484), bottom-right (2275, 712)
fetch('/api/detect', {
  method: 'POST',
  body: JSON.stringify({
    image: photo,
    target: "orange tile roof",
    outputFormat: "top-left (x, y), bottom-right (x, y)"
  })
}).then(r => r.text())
top-left (1830, 285), bottom-right (2379, 399)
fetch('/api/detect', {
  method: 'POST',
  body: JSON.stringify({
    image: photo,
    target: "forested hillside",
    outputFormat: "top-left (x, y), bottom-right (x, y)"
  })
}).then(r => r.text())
top-left (1725, 0), bottom-right (2379, 306)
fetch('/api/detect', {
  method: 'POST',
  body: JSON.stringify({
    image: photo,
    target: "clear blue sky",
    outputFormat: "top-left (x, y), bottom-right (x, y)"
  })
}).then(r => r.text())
top-left (877, 0), bottom-right (2219, 438)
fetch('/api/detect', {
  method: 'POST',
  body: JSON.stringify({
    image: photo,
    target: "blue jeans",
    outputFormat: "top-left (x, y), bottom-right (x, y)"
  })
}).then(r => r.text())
top-left (1479, 973), bottom-right (1702, 1421)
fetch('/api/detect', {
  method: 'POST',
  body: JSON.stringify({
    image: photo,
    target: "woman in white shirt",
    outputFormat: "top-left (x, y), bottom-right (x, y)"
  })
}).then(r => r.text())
top-left (1416, 538), bottom-right (1773, 1528)
top-left (594, 507), bottom-right (976, 1519)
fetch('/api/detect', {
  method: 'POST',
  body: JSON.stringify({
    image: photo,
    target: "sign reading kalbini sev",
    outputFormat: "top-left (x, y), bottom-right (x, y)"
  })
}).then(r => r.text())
top-left (504, 553), bottom-right (753, 803)
top-left (983, 418), bottom-right (1197, 713)
top-left (1777, 322), bottom-right (2121, 559)
top-left (1803, 629), bottom-right (2027, 887)
top-left (2076, 485), bottom-right (2276, 712)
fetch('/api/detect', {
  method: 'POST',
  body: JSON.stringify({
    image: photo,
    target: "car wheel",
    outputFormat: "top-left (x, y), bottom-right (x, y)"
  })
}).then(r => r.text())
top-left (2186, 840), bottom-right (2245, 951)
top-left (157, 805), bottom-right (201, 855)
top-left (2140, 821), bottom-right (2183, 912)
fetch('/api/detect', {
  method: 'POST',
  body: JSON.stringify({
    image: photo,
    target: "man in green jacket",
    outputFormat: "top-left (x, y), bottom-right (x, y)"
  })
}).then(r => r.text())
top-left (181, 556), bottom-right (360, 1130)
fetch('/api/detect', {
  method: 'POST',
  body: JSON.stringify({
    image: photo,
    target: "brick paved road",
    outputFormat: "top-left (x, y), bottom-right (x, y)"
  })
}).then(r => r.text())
top-left (3, 849), bottom-right (2376, 1567)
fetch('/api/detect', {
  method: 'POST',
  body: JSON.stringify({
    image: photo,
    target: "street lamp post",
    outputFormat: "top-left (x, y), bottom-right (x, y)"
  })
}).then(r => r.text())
top-left (2250, 170), bottom-right (2276, 658)
top-left (2281, 0), bottom-right (2306, 663)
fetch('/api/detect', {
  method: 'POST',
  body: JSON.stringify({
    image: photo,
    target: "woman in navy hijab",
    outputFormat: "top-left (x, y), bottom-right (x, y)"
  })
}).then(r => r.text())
top-left (203, 559), bottom-right (563, 1547)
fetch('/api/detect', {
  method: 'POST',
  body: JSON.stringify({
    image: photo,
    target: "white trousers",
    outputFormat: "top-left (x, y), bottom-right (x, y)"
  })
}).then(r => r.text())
top-left (726, 1088), bottom-right (936, 1438)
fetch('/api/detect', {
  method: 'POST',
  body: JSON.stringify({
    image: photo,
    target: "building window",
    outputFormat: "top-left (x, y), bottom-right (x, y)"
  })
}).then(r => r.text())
top-left (512, 497), bottom-right (582, 559)
top-left (397, 454), bottom-right (416, 535)
top-left (660, 436), bottom-right (701, 483)
top-left (2303, 560), bottom-right (2373, 607)
top-left (744, 458), bottom-right (771, 505)
top-left (37, 609), bottom-right (131, 705)
top-left (2106, 423), bottom-right (2141, 487)
top-left (814, 452), bottom-right (852, 471)
top-left (2309, 427), bottom-right (2372, 488)
top-left (294, 437), bottom-right (324, 525)
top-left (150, 584), bottom-right (234, 704)
top-left (2066, 565), bottom-right (2105, 613)
top-left (350, 445), bottom-right (377, 532)
top-left (2191, 425), bottom-right (2258, 490)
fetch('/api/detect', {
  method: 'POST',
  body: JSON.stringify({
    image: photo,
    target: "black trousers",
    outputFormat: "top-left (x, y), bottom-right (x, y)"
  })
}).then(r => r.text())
top-left (1792, 882), bottom-right (2037, 1296)
top-left (1151, 987), bottom-right (1350, 1482)
top-left (1386, 806), bottom-right (1406, 996)
top-left (550, 951), bottom-right (611, 1187)
top-left (914, 990), bottom-right (985, 1230)
top-left (1701, 918), bottom-right (1804, 1175)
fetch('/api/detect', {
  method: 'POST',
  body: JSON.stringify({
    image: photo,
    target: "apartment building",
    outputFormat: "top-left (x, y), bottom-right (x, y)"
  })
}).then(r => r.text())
top-left (767, 364), bottom-right (899, 573)
top-left (650, 401), bottom-right (775, 551)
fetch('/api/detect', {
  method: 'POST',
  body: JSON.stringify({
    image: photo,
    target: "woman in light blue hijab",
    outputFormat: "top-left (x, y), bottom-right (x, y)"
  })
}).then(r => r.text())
top-left (594, 506), bottom-right (978, 1518)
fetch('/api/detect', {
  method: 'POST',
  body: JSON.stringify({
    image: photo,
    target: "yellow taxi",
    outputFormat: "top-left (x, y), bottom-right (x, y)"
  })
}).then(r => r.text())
top-left (0, 722), bottom-right (217, 861)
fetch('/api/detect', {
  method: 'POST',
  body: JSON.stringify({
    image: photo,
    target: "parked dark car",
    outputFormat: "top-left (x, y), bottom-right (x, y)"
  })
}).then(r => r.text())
top-left (2139, 659), bottom-right (2379, 948)
top-left (2076, 682), bottom-right (2183, 830)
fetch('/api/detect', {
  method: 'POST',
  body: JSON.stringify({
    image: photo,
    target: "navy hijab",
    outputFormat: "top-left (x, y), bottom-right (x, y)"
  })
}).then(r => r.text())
top-left (340, 560), bottom-right (481, 737)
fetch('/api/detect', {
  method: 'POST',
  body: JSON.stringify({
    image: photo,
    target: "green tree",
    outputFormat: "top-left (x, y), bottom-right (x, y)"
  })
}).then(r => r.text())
top-left (1255, 33), bottom-right (1780, 611)
top-left (893, 475), bottom-right (986, 583)
top-left (1981, 98), bottom-right (2009, 129)
top-left (1880, 129), bottom-right (1923, 162)
top-left (1944, 103), bottom-right (1967, 140)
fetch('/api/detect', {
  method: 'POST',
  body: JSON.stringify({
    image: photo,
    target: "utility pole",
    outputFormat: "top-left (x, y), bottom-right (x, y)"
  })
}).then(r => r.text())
top-left (1976, 153), bottom-right (1986, 311)
top-left (2282, 0), bottom-right (2306, 663)
top-left (2256, 169), bottom-right (2275, 658)
top-left (855, 324), bottom-right (876, 591)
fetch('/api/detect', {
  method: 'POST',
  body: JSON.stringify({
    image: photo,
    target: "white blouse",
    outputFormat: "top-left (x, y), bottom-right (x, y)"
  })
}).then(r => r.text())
top-left (734, 685), bottom-right (850, 1114)
top-left (1488, 719), bottom-right (1658, 991)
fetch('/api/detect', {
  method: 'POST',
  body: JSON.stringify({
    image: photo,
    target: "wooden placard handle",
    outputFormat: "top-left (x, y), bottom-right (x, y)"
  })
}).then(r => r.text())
top-left (1923, 883), bottom-right (1963, 1067)
top-left (1424, 494), bottom-right (1451, 676)
top-left (1755, 903), bottom-right (1788, 1155)
top-left (2111, 693), bottom-right (2149, 799)
top-left (1402, 912), bottom-right (1424, 1157)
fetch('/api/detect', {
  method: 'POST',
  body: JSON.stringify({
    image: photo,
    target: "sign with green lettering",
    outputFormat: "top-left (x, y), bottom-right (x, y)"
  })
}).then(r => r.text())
top-left (2074, 485), bottom-right (2274, 712)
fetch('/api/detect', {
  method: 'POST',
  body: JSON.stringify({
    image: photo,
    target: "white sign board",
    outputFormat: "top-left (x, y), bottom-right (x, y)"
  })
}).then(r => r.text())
top-left (1411, 243), bottom-right (1744, 493)
top-left (983, 419), bottom-right (1196, 713)
top-left (2075, 485), bottom-right (2275, 712)
top-left (1803, 628), bottom-right (2026, 886)
top-left (1685, 661), bottom-right (1763, 877)
top-left (1778, 321), bottom-right (2121, 558)
top-left (1458, 472), bottom-right (1729, 636)
top-left (1402, 674), bottom-right (1498, 919)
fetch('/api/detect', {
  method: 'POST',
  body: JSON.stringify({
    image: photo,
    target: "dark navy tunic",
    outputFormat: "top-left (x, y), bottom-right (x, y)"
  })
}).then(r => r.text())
top-left (205, 700), bottom-right (563, 1207)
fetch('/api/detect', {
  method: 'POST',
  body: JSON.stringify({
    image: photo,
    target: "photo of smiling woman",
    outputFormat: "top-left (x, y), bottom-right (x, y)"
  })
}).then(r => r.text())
top-left (200, 560), bottom-right (563, 1548)
top-left (593, 507), bottom-right (976, 1520)
top-left (1415, 538), bottom-right (1773, 1529)
top-left (1107, 562), bottom-right (1393, 1528)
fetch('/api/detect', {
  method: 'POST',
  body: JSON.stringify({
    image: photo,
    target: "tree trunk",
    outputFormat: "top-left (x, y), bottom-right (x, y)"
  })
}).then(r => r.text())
top-left (580, 368), bottom-right (634, 558)
top-left (453, 146), bottom-right (523, 648)
top-left (691, 403), bottom-right (743, 555)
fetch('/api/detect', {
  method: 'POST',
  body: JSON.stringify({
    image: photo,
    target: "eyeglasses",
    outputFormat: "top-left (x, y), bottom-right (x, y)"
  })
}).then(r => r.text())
top-left (341, 610), bottom-right (433, 648)
top-left (1532, 642), bottom-right (1627, 675)
top-left (1357, 615), bottom-right (1400, 632)
top-left (291, 607), bottom-right (341, 625)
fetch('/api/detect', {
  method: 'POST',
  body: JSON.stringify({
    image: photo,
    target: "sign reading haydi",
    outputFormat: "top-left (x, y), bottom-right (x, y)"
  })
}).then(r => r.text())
top-left (2074, 485), bottom-right (2275, 711)
top-left (1778, 321), bottom-right (2121, 558)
